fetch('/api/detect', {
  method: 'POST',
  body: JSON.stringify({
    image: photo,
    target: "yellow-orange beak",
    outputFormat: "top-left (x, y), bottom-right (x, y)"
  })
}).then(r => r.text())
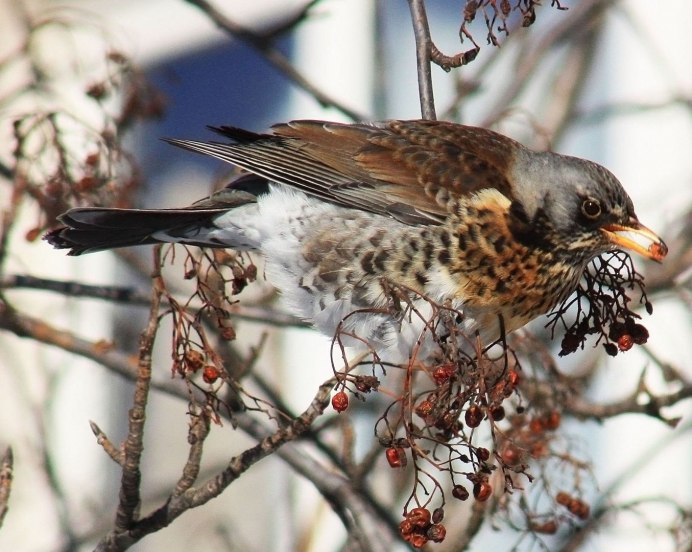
top-left (601, 218), bottom-right (668, 262)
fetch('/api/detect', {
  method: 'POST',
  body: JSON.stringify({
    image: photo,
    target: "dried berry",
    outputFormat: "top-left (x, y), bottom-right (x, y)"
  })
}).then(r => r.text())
top-left (331, 391), bottom-right (349, 413)
top-left (532, 519), bottom-right (558, 534)
top-left (415, 400), bottom-right (434, 419)
top-left (431, 507), bottom-right (444, 524)
top-left (399, 519), bottom-right (414, 536)
top-left (184, 350), bottom-right (204, 372)
top-left (567, 498), bottom-right (590, 519)
top-left (427, 523), bottom-right (447, 543)
top-left (465, 404), bottom-right (483, 428)
top-left (604, 342), bottom-right (619, 357)
top-left (408, 534), bottom-right (427, 548)
top-left (432, 364), bottom-right (455, 385)
top-left (490, 405), bottom-right (505, 421)
top-left (476, 447), bottom-right (490, 461)
top-left (385, 447), bottom-right (407, 468)
top-left (544, 411), bottom-right (561, 430)
top-left (529, 417), bottom-right (544, 434)
top-left (452, 484), bottom-right (469, 501)
top-left (617, 334), bottom-right (634, 351)
top-left (630, 323), bottom-right (649, 345)
top-left (555, 491), bottom-right (571, 506)
top-left (408, 507), bottom-right (431, 527)
top-left (202, 365), bottom-right (220, 384)
top-left (473, 481), bottom-right (492, 502)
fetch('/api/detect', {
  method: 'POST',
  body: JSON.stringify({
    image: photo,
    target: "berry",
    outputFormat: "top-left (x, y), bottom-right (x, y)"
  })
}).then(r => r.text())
top-left (427, 523), bottom-right (447, 543)
top-left (385, 447), bottom-right (407, 468)
top-left (465, 404), bottom-right (483, 428)
top-left (473, 481), bottom-right (492, 502)
top-left (202, 365), bottom-right (220, 384)
top-left (452, 485), bottom-right (469, 500)
top-left (331, 391), bottom-right (349, 413)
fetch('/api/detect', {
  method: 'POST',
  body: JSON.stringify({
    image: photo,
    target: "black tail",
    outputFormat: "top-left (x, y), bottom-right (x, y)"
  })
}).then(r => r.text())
top-left (45, 207), bottom-right (230, 255)
top-left (45, 176), bottom-right (265, 255)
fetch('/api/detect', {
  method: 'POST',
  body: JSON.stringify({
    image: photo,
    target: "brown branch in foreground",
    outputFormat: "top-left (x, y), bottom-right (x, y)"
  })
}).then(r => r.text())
top-left (183, 0), bottom-right (367, 122)
top-left (111, 246), bottom-right (164, 541)
top-left (0, 447), bottom-right (13, 529)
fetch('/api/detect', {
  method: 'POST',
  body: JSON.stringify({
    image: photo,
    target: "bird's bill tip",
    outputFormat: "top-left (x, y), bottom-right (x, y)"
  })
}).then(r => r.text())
top-left (601, 220), bottom-right (668, 262)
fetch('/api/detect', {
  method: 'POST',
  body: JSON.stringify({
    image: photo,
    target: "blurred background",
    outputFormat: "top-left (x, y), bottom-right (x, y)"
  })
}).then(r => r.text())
top-left (0, 1), bottom-right (690, 551)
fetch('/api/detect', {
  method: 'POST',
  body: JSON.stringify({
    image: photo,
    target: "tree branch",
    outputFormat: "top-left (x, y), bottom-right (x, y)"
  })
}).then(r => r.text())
top-left (407, 0), bottom-right (436, 120)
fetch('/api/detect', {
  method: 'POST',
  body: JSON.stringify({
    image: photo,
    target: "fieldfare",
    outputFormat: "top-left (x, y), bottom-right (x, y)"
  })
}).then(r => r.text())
top-left (46, 120), bottom-right (667, 361)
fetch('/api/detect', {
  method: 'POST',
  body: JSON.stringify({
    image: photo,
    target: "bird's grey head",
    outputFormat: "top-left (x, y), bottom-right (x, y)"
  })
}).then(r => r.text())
top-left (508, 149), bottom-right (666, 262)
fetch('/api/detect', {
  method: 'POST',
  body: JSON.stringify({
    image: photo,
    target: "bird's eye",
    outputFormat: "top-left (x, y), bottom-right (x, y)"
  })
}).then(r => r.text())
top-left (581, 199), bottom-right (602, 219)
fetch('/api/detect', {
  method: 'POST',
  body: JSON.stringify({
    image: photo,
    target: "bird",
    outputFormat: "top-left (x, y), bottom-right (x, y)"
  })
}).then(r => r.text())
top-left (46, 119), bottom-right (668, 362)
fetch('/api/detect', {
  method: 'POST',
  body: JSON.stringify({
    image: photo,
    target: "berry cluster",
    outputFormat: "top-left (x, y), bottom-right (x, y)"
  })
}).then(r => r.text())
top-left (547, 251), bottom-right (652, 356)
top-left (398, 507), bottom-right (446, 548)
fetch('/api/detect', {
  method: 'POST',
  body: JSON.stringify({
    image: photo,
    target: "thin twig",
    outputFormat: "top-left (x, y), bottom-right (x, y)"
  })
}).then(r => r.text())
top-left (2, 273), bottom-right (308, 328)
top-left (407, 0), bottom-right (436, 120)
top-left (90, 421), bottom-right (125, 466)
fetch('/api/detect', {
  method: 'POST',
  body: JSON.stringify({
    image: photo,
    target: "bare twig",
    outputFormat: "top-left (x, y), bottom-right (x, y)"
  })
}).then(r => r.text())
top-left (2, 273), bottom-right (308, 328)
top-left (407, 0), bottom-right (436, 120)
top-left (90, 421), bottom-right (125, 466)
top-left (173, 409), bottom-right (211, 496)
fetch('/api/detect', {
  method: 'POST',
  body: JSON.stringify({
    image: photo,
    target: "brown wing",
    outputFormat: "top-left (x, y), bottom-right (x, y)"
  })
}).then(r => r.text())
top-left (165, 119), bottom-right (520, 225)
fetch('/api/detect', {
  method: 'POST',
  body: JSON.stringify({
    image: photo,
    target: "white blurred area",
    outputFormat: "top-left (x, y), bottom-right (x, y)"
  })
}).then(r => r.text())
top-left (0, 1), bottom-right (689, 551)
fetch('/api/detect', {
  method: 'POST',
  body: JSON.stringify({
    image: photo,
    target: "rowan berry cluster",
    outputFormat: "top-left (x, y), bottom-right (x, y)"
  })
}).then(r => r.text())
top-left (547, 251), bottom-right (652, 357)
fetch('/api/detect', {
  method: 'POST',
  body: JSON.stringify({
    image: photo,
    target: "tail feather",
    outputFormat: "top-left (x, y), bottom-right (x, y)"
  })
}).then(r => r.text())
top-left (45, 207), bottom-right (234, 255)
top-left (46, 175), bottom-right (264, 256)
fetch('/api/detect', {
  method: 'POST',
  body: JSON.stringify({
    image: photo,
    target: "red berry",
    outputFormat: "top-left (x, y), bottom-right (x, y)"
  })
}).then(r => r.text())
top-left (414, 400), bottom-right (434, 418)
top-left (473, 481), bottom-right (492, 502)
top-left (408, 507), bottom-right (431, 527)
top-left (432, 364), bottom-right (455, 385)
top-left (529, 417), bottom-right (544, 434)
top-left (555, 491), bottom-right (571, 506)
top-left (202, 365), bottom-right (220, 384)
top-left (532, 520), bottom-right (558, 534)
top-left (408, 534), bottom-right (428, 548)
top-left (476, 447), bottom-right (490, 461)
top-left (567, 498), bottom-right (590, 519)
top-left (500, 443), bottom-right (521, 466)
top-left (331, 391), bottom-right (349, 413)
top-left (399, 519), bottom-right (414, 536)
top-left (465, 404), bottom-right (483, 428)
top-left (385, 447), bottom-right (407, 468)
top-left (617, 334), bottom-right (634, 351)
top-left (544, 411), bottom-right (561, 430)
